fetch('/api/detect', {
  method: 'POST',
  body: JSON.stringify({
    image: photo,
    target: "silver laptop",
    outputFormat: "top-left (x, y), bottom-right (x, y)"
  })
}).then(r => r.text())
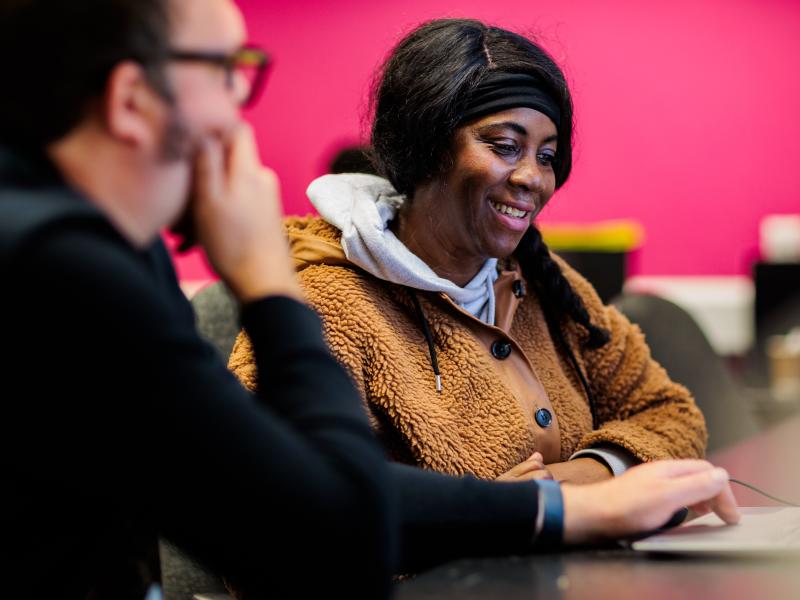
top-left (631, 507), bottom-right (800, 555)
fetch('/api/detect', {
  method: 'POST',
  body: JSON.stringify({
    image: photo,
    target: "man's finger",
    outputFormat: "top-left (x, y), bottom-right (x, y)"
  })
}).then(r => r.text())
top-left (632, 459), bottom-right (715, 480)
top-left (706, 477), bottom-right (740, 524)
top-left (665, 468), bottom-right (739, 524)
top-left (194, 137), bottom-right (224, 204)
top-left (226, 123), bottom-right (260, 177)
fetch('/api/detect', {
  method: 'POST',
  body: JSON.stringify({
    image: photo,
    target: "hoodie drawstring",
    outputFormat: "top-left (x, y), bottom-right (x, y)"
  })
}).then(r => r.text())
top-left (410, 290), bottom-right (442, 393)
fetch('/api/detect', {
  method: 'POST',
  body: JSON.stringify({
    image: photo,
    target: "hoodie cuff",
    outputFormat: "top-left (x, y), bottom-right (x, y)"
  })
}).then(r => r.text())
top-left (570, 444), bottom-right (640, 477)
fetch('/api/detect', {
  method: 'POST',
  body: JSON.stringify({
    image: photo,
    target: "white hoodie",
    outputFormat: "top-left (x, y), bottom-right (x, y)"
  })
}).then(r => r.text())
top-left (307, 173), bottom-right (499, 325)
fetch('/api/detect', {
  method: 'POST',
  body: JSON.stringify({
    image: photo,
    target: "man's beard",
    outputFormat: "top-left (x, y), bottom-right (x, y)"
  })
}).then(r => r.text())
top-left (161, 106), bottom-right (199, 249)
top-left (159, 106), bottom-right (194, 162)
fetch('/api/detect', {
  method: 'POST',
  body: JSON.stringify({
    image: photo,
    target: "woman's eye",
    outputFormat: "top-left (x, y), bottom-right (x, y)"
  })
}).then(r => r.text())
top-left (537, 152), bottom-right (556, 166)
top-left (491, 142), bottom-right (518, 155)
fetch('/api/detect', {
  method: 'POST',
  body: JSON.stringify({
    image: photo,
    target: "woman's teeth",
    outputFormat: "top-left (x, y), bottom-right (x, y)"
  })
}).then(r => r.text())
top-left (490, 201), bottom-right (529, 218)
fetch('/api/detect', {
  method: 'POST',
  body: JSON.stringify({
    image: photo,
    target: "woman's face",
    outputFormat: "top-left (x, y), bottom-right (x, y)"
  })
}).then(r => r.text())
top-left (427, 107), bottom-right (558, 262)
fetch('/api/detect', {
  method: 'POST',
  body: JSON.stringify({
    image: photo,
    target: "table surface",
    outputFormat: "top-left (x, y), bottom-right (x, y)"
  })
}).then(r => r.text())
top-left (396, 417), bottom-right (800, 600)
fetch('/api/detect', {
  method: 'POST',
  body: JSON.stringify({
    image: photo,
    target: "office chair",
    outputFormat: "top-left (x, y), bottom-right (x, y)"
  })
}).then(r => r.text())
top-left (190, 281), bottom-right (240, 359)
top-left (159, 540), bottom-right (227, 600)
top-left (612, 292), bottom-right (760, 453)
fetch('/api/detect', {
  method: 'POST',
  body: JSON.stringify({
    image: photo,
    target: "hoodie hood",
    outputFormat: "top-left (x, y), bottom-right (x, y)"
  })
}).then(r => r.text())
top-left (301, 173), bottom-right (499, 325)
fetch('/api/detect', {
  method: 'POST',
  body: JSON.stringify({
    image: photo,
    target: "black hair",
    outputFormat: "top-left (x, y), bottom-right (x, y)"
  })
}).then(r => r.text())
top-left (0, 0), bottom-right (173, 150)
top-left (329, 145), bottom-right (378, 175)
top-left (370, 18), bottom-right (609, 350)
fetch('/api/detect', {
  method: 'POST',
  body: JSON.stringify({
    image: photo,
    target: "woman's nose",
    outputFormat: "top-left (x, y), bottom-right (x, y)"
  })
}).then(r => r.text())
top-left (508, 156), bottom-right (544, 194)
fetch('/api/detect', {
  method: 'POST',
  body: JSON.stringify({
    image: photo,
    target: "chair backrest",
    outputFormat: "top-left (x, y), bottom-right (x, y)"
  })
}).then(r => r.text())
top-left (190, 281), bottom-right (240, 360)
top-left (613, 292), bottom-right (760, 452)
top-left (159, 540), bottom-right (227, 600)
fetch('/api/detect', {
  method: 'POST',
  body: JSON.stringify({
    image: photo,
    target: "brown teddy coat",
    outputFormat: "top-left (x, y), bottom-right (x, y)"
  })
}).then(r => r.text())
top-left (229, 216), bottom-right (706, 479)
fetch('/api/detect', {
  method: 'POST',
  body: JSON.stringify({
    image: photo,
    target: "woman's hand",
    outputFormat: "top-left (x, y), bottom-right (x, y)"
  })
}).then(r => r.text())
top-left (561, 459), bottom-right (740, 544)
top-left (497, 452), bottom-right (553, 482)
top-left (545, 458), bottom-right (613, 485)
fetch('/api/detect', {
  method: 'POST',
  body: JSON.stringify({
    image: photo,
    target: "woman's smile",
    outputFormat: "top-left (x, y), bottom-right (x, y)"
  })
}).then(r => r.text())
top-left (489, 198), bottom-right (535, 231)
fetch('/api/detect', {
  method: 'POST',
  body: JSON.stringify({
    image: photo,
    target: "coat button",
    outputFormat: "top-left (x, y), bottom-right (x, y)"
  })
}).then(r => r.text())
top-left (491, 340), bottom-right (512, 360)
top-left (512, 279), bottom-right (526, 298)
top-left (535, 408), bottom-right (553, 428)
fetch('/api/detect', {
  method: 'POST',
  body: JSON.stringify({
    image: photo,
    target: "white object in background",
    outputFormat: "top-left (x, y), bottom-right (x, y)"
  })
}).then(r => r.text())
top-left (760, 214), bottom-right (800, 263)
top-left (624, 276), bottom-right (755, 356)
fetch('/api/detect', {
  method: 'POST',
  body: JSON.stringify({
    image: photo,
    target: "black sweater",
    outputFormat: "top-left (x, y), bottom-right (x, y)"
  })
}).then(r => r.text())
top-left (0, 147), bottom-right (542, 598)
top-left (0, 147), bottom-right (395, 598)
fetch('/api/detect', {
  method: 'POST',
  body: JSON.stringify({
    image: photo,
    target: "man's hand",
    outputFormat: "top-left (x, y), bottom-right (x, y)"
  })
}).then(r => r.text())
top-left (191, 124), bottom-right (301, 304)
top-left (497, 452), bottom-right (553, 482)
top-left (561, 459), bottom-right (740, 544)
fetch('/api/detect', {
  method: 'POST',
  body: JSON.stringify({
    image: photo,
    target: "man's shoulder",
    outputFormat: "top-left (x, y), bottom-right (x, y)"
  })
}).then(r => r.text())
top-left (0, 184), bottom-right (182, 320)
top-left (0, 184), bottom-right (113, 263)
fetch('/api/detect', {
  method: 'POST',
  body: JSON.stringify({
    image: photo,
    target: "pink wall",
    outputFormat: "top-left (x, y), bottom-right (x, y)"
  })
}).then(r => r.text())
top-left (172, 0), bottom-right (800, 280)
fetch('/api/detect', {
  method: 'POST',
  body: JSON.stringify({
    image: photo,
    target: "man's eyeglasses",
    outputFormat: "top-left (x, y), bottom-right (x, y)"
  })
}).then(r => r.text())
top-left (168, 45), bottom-right (270, 108)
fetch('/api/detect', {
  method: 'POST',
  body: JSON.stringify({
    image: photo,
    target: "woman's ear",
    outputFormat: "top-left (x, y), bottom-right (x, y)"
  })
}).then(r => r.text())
top-left (103, 60), bottom-right (167, 151)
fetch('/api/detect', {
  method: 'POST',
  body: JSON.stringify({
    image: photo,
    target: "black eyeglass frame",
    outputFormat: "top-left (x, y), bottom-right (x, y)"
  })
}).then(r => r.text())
top-left (167, 45), bottom-right (270, 108)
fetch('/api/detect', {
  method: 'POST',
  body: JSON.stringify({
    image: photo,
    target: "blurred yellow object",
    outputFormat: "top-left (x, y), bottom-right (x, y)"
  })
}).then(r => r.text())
top-left (539, 220), bottom-right (645, 252)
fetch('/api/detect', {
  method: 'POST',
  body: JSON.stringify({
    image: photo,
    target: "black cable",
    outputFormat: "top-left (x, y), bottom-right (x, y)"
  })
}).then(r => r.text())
top-left (729, 478), bottom-right (800, 507)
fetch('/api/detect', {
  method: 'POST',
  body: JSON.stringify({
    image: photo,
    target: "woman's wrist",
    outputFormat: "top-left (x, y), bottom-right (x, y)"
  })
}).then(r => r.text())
top-left (547, 458), bottom-right (613, 485)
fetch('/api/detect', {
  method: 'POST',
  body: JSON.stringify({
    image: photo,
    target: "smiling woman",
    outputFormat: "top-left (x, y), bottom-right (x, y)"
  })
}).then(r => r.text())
top-left (230, 18), bottom-right (707, 486)
top-left (394, 107), bottom-right (559, 283)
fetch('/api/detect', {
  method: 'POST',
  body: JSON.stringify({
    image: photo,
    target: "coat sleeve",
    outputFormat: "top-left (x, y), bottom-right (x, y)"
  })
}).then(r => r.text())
top-left (558, 260), bottom-right (708, 461)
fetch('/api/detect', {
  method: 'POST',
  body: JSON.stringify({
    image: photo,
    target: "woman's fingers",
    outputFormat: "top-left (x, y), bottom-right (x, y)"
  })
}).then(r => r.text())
top-left (501, 468), bottom-right (553, 482)
top-left (529, 469), bottom-right (554, 481)
top-left (514, 453), bottom-right (545, 471)
top-left (496, 453), bottom-right (548, 481)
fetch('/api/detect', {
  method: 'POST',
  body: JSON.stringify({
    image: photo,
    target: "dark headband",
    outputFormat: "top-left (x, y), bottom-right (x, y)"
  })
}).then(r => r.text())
top-left (459, 72), bottom-right (561, 128)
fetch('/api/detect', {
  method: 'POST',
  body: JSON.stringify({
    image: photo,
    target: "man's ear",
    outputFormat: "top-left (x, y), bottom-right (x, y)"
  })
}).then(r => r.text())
top-left (103, 61), bottom-right (167, 150)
